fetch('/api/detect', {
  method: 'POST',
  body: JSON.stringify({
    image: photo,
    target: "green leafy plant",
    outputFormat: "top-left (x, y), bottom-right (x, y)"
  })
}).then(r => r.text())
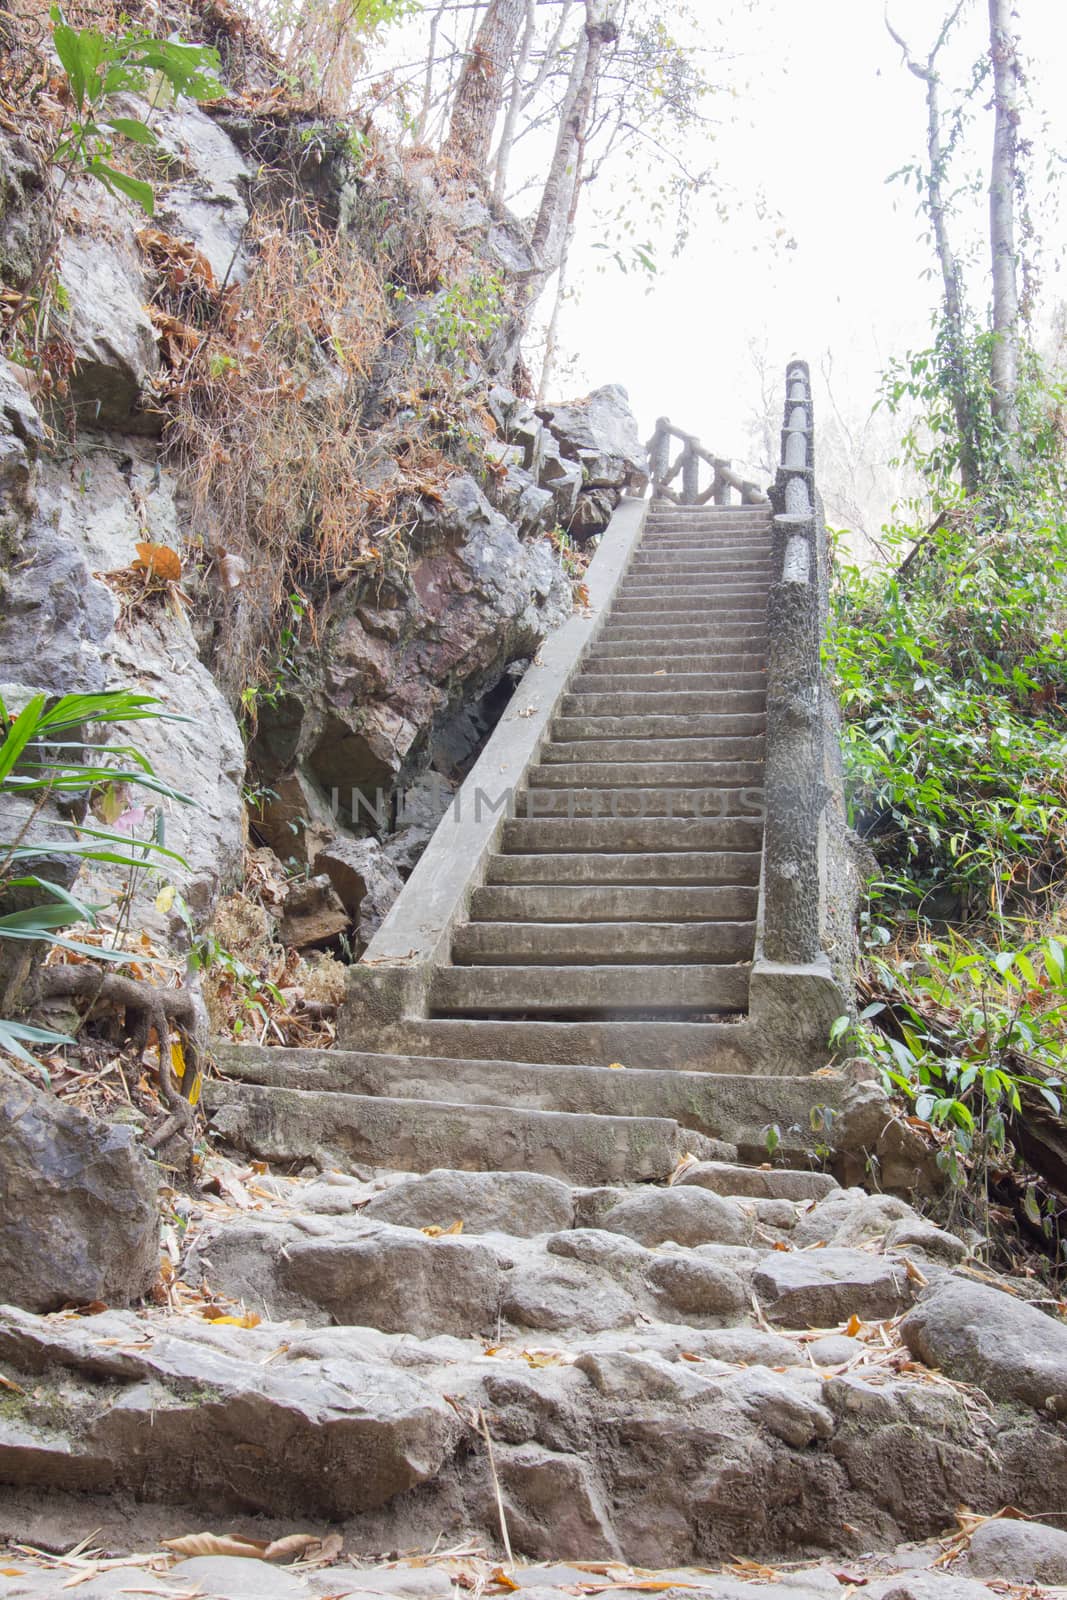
top-left (0, 690), bottom-right (192, 1070)
top-left (833, 932), bottom-right (1066, 1189)
top-left (413, 272), bottom-right (506, 366)
top-left (829, 489), bottom-right (1067, 917)
top-left (2, 13), bottom-right (221, 357)
top-left (48, 7), bottom-right (222, 215)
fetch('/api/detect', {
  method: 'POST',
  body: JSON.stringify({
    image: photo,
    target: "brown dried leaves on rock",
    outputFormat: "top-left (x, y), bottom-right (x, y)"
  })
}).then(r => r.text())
top-left (161, 1529), bottom-right (343, 1564)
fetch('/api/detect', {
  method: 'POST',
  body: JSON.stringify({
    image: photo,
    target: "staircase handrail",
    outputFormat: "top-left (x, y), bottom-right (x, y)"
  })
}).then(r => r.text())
top-left (759, 359), bottom-right (825, 968)
top-left (646, 417), bottom-right (768, 507)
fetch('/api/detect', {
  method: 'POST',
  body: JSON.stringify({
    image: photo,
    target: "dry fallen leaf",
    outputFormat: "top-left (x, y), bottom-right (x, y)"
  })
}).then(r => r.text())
top-left (846, 1313), bottom-right (864, 1337)
top-left (133, 541), bottom-right (182, 583)
top-left (162, 1532), bottom-right (270, 1560)
top-left (422, 1220), bottom-right (464, 1238)
top-left (667, 1151), bottom-right (700, 1187)
top-left (491, 1568), bottom-right (520, 1591)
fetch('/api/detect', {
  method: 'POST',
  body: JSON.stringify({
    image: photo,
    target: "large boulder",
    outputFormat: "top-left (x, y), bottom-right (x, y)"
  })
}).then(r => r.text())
top-left (902, 1277), bottom-right (1067, 1414)
top-left (538, 383), bottom-right (648, 489)
top-left (152, 100), bottom-right (253, 283)
top-left (0, 1063), bottom-right (159, 1312)
top-left (314, 836), bottom-right (406, 949)
top-left (261, 473), bottom-right (569, 805)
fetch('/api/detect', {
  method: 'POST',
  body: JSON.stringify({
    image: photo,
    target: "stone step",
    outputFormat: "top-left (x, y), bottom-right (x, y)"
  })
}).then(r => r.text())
top-left (529, 760), bottom-right (765, 788)
top-left (348, 1014), bottom-right (788, 1080)
top-left (553, 713), bottom-right (766, 741)
top-left (571, 671), bottom-right (767, 694)
top-left (500, 816), bottom-right (763, 853)
top-left (561, 691), bottom-right (767, 717)
top-left (647, 512), bottom-right (771, 523)
top-left (639, 536), bottom-right (772, 551)
top-left (620, 579), bottom-right (771, 598)
top-left (541, 737), bottom-right (765, 762)
top-left (599, 622), bottom-right (768, 642)
top-left (631, 560), bottom-right (771, 577)
top-left (644, 528), bottom-right (771, 538)
top-left (611, 596), bottom-right (768, 617)
top-left (617, 579), bottom-right (767, 598)
top-left (429, 963), bottom-right (751, 1015)
top-left (209, 1043), bottom-right (838, 1150)
top-left (470, 884), bottom-right (759, 921)
top-left (205, 1082), bottom-right (719, 1185)
top-left (451, 920), bottom-right (755, 966)
top-left (515, 789), bottom-right (762, 821)
top-left (675, 1158), bottom-right (840, 1201)
top-left (646, 529), bottom-right (770, 538)
top-left (580, 654), bottom-right (767, 675)
top-left (485, 850), bottom-right (762, 886)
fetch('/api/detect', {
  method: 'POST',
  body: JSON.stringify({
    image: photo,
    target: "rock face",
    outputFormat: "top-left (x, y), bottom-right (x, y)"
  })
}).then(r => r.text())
top-left (0, 1062), bottom-right (159, 1312)
top-left (0, 426), bottom-right (247, 932)
top-left (256, 473), bottom-right (571, 812)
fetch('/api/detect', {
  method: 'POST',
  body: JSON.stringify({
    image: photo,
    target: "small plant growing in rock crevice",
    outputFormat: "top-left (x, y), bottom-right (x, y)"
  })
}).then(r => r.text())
top-left (2, 9), bottom-right (222, 353)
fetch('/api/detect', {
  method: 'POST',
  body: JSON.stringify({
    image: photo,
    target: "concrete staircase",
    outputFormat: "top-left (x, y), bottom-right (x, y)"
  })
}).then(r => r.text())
top-left (10, 372), bottom-right (1053, 1577)
top-left (438, 505), bottom-right (770, 1022)
top-left (203, 498), bottom-right (846, 1180)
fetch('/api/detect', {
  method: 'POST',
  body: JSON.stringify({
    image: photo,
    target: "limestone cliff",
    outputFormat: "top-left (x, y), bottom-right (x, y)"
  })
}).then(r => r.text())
top-left (0, 4), bottom-right (647, 972)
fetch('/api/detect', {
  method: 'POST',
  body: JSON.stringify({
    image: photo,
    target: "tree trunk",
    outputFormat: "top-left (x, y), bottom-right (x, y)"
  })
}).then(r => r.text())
top-left (530, 0), bottom-right (618, 280)
top-left (921, 64), bottom-right (979, 495)
top-left (537, 219), bottom-right (576, 400)
top-left (886, 4), bottom-right (979, 495)
top-left (492, 0), bottom-right (537, 200)
top-left (987, 0), bottom-right (1022, 456)
top-left (443, 0), bottom-right (527, 173)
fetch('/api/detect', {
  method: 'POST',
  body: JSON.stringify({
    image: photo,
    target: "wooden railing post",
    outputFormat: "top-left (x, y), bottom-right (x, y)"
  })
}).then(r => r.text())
top-left (642, 420), bottom-right (771, 509)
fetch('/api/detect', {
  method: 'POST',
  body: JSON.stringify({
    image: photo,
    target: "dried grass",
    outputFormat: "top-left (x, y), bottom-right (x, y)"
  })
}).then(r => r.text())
top-left (157, 195), bottom-right (403, 701)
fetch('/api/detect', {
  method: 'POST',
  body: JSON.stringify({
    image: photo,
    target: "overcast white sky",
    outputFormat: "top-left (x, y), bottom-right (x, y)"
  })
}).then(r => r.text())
top-left (540, 0), bottom-right (1067, 525)
top-left (376, 2), bottom-right (1066, 533)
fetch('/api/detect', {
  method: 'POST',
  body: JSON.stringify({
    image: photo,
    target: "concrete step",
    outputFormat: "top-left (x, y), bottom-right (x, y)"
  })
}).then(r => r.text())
top-left (630, 556), bottom-right (771, 576)
top-left (580, 654), bottom-right (767, 674)
top-left (210, 1042), bottom-right (827, 1150)
top-left (541, 737), bottom-right (765, 762)
top-left (205, 1081), bottom-right (718, 1185)
top-left (501, 816), bottom-right (763, 853)
top-left (635, 548), bottom-right (770, 563)
top-left (639, 535), bottom-right (772, 550)
top-left (528, 760), bottom-right (765, 788)
top-left (620, 578), bottom-right (771, 596)
top-left (599, 622), bottom-right (768, 641)
top-left (514, 788), bottom-right (763, 819)
top-left (560, 690), bottom-right (767, 717)
top-left (485, 850), bottom-right (762, 886)
top-left (553, 713), bottom-right (766, 740)
top-left (429, 962), bottom-right (751, 1015)
top-left (451, 920), bottom-right (755, 966)
top-left (347, 1014), bottom-right (785, 1081)
top-left (611, 596), bottom-right (768, 616)
top-left (470, 884), bottom-right (758, 921)
top-left (571, 671), bottom-right (767, 694)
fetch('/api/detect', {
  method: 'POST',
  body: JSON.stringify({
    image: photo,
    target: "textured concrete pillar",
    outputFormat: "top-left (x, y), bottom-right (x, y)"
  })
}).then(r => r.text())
top-left (681, 440), bottom-right (700, 504)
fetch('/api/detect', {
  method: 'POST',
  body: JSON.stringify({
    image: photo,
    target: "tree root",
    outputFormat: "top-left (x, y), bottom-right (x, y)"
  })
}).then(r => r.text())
top-left (36, 966), bottom-right (203, 1154)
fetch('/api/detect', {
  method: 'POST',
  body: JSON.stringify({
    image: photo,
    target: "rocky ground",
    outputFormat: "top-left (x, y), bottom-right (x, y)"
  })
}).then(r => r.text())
top-left (3, 1143), bottom-right (1067, 1596)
